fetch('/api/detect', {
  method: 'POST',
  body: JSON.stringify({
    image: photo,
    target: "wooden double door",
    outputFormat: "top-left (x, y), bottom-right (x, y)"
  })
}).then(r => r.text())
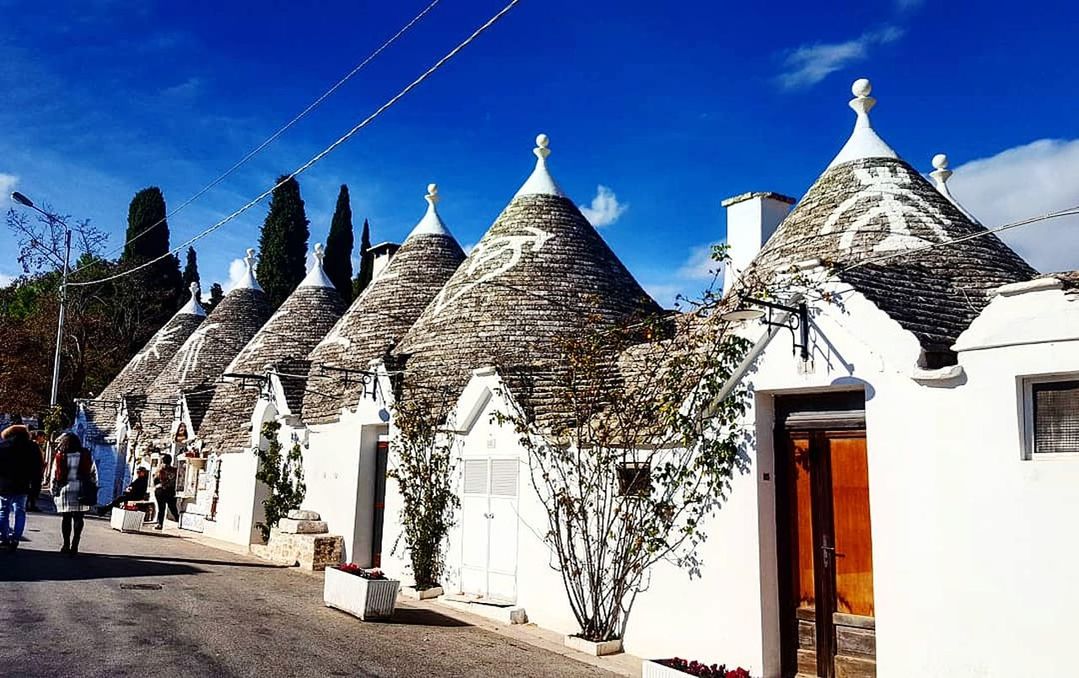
top-left (778, 425), bottom-right (876, 678)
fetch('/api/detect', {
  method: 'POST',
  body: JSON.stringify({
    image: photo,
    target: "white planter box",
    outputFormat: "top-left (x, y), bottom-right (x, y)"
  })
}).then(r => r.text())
top-left (564, 634), bottom-right (623, 656)
top-left (323, 567), bottom-right (400, 621)
top-left (642, 660), bottom-right (691, 678)
top-left (110, 508), bottom-right (144, 533)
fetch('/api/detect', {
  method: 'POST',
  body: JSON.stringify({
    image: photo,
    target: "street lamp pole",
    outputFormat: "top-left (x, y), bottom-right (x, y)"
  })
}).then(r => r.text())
top-left (11, 191), bottom-right (71, 407)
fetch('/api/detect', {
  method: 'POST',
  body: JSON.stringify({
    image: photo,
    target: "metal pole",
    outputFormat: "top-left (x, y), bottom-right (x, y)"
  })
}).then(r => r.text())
top-left (49, 228), bottom-right (71, 407)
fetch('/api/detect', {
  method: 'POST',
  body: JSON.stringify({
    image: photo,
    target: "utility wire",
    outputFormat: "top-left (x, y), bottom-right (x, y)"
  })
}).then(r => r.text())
top-left (72, 0), bottom-right (443, 276)
top-left (70, 0), bottom-right (520, 288)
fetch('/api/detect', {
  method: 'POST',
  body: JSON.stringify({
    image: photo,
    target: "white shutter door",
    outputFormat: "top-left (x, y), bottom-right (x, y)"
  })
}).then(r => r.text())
top-left (460, 459), bottom-right (490, 596)
top-left (487, 459), bottom-right (519, 602)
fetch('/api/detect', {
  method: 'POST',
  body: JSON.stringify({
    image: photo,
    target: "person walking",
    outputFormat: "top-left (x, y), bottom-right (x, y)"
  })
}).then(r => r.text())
top-left (0, 423), bottom-right (43, 551)
top-left (153, 454), bottom-right (180, 530)
top-left (52, 432), bottom-right (98, 555)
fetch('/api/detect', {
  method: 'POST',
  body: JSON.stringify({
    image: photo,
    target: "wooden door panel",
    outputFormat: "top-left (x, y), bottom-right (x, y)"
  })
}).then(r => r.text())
top-left (828, 436), bottom-right (874, 618)
top-left (793, 437), bottom-right (816, 613)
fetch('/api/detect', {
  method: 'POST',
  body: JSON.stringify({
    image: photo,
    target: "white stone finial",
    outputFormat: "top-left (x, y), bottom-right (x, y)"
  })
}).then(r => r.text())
top-left (179, 280), bottom-right (206, 316)
top-left (515, 132), bottom-right (565, 198)
top-left (236, 247), bottom-right (263, 291)
top-left (827, 78), bottom-right (898, 169)
top-left (300, 242), bottom-right (334, 288)
top-left (929, 151), bottom-right (976, 221)
top-left (407, 182), bottom-right (452, 239)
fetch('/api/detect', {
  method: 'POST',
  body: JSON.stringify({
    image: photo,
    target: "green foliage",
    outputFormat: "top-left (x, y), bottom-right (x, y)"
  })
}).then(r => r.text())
top-left (389, 390), bottom-right (460, 589)
top-left (254, 421), bottom-right (306, 542)
top-left (352, 219), bottom-right (373, 299)
top-left (257, 176), bottom-right (310, 309)
top-left (324, 185), bottom-right (354, 302)
top-left (181, 247), bottom-right (200, 298)
top-left (121, 187), bottom-right (183, 321)
top-left (205, 283), bottom-right (224, 313)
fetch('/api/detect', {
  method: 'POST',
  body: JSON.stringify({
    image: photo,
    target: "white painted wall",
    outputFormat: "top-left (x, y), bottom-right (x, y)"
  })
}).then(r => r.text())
top-left (202, 449), bottom-right (265, 546)
top-left (722, 193), bottom-right (794, 295)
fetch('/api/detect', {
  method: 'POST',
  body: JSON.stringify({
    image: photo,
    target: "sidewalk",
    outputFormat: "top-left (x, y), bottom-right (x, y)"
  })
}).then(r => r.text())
top-left (161, 519), bottom-right (643, 677)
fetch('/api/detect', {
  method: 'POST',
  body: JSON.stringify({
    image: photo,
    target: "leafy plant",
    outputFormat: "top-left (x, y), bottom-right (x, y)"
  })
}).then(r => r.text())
top-left (660, 658), bottom-right (753, 678)
top-left (388, 387), bottom-right (459, 590)
top-left (254, 421), bottom-right (306, 541)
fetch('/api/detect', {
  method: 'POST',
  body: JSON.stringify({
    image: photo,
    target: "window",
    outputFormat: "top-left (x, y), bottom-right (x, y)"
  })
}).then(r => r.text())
top-left (1025, 377), bottom-right (1079, 457)
top-left (617, 462), bottom-right (651, 497)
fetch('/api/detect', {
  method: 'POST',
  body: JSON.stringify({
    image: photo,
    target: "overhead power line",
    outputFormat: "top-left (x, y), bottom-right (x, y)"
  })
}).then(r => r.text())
top-left (71, 0), bottom-right (521, 288)
top-left (68, 0), bottom-right (443, 277)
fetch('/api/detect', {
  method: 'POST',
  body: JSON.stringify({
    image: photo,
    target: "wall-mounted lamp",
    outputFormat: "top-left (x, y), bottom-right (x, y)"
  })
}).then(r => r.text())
top-left (720, 297), bottom-right (810, 361)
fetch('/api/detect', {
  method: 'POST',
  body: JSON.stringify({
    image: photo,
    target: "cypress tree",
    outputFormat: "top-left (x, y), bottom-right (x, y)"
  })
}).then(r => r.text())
top-left (206, 282), bottom-right (224, 312)
top-left (324, 185), bottom-right (354, 302)
top-left (352, 218), bottom-right (374, 298)
top-left (120, 187), bottom-right (182, 320)
top-left (181, 247), bottom-right (200, 299)
top-left (256, 176), bottom-right (310, 308)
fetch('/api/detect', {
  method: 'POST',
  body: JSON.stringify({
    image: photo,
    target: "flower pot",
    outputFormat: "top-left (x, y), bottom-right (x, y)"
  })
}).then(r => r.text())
top-left (110, 507), bottom-right (144, 533)
top-left (564, 634), bottom-right (623, 656)
top-left (323, 567), bottom-right (400, 621)
top-left (401, 585), bottom-right (443, 600)
top-left (642, 659), bottom-right (693, 678)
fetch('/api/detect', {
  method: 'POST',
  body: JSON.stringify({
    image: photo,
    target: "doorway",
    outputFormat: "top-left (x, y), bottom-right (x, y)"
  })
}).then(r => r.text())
top-left (460, 457), bottom-right (519, 603)
top-left (775, 394), bottom-right (875, 678)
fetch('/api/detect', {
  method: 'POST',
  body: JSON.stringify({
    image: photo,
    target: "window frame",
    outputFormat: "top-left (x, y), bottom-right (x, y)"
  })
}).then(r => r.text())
top-left (616, 461), bottom-right (652, 498)
top-left (1021, 373), bottom-right (1079, 460)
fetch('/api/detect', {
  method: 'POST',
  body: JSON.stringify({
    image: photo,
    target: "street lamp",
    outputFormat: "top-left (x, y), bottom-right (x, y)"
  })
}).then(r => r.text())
top-left (720, 296), bottom-right (810, 361)
top-left (11, 191), bottom-right (72, 408)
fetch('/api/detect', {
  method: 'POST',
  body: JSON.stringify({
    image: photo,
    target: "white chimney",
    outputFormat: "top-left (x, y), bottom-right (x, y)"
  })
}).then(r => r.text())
top-left (721, 192), bottom-right (795, 295)
top-left (368, 242), bottom-right (401, 282)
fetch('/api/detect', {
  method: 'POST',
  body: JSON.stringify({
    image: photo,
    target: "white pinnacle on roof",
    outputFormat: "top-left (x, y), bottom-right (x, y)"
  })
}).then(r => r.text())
top-left (513, 133), bottom-right (566, 198)
top-left (406, 184), bottom-right (453, 239)
top-left (300, 242), bottom-right (335, 288)
top-left (177, 281), bottom-right (206, 317)
top-left (930, 153), bottom-right (977, 222)
top-left (827, 78), bottom-right (899, 169)
top-left (235, 248), bottom-right (263, 291)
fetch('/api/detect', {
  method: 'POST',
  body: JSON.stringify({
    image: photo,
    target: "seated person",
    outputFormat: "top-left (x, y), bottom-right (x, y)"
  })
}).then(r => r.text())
top-left (109, 466), bottom-right (150, 508)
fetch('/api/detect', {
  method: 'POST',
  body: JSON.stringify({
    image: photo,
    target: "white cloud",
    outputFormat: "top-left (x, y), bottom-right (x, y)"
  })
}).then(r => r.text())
top-left (579, 185), bottom-right (628, 228)
top-left (950, 138), bottom-right (1079, 273)
top-left (219, 257), bottom-right (249, 293)
top-left (160, 77), bottom-right (203, 99)
top-left (0, 273), bottom-right (16, 287)
top-left (677, 244), bottom-right (724, 281)
top-left (0, 173), bottom-right (18, 202)
top-left (643, 243), bottom-right (727, 308)
top-left (777, 26), bottom-right (904, 90)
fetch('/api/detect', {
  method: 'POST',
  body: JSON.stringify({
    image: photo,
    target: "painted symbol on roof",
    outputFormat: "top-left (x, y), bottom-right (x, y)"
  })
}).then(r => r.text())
top-left (130, 323), bottom-right (182, 368)
top-left (820, 165), bottom-right (950, 253)
top-left (430, 226), bottom-right (554, 316)
top-left (174, 322), bottom-right (220, 383)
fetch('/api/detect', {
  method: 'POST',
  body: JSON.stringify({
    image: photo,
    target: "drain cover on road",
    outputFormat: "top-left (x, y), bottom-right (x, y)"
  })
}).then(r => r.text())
top-left (120, 583), bottom-right (163, 591)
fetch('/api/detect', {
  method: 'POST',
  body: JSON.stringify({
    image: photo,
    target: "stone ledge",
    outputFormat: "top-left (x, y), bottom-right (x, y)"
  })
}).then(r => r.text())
top-left (277, 518), bottom-right (329, 534)
top-left (251, 528), bottom-right (343, 571)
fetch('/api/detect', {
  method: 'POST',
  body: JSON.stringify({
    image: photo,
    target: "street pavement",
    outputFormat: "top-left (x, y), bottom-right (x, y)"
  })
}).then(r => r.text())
top-left (0, 502), bottom-right (612, 678)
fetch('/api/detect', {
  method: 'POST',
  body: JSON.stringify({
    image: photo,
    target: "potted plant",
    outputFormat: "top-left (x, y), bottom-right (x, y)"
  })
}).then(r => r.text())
top-left (110, 502), bottom-right (146, 533)
top-left (642, 658), bottom-right (753, 678)
top-left (323, 564), bottom-right (400, 621)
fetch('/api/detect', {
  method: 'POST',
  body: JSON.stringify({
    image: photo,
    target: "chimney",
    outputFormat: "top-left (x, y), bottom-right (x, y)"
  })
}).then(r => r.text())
top-left (368, 242), bottom-right (401, 281)
top-left (721, 192), bottom-right (796, 295)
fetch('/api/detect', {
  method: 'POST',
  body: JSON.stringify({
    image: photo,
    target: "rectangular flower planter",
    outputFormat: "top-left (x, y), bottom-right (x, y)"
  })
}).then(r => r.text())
top-left (642, 659), bottom-right (691, 678)
top-left (564, 634), bottom-right (623, 656)
top-left (323, 567), bottom-right (400, 621)
top-left (110, 507), bottom-right (144, 533)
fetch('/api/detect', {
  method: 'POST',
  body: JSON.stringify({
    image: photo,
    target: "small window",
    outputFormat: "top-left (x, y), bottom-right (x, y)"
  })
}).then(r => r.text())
top-left (617, 462), bottom-right (651, 497)
top-left (1028, 379), bottom-right (1079, 456)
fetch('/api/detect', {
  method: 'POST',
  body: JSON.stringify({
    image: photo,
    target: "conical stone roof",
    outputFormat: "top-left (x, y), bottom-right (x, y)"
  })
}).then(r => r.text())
top-left (393, 135), bottom-right (660, 428)
top-left (198, 245), bottom-right (346, 451)
top-left (140, 250), bottom-right (272, 439)
top-left (302, 185), bottom-right (465, 425)
top-left (743, 80), bottom-right (1036, 355)
top-left (82, 283), bottom-right (207, 438)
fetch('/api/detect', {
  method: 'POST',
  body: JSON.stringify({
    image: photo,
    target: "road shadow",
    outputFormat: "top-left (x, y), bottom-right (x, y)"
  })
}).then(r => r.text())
top-left (370, 605), bottom-right (470, 628)
top-left (0, 549), bottom-right (206, 582)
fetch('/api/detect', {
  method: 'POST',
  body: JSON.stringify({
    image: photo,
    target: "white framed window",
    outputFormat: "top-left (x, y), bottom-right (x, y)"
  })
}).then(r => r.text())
top-left (1021, 375), bottom-right (1079, 459)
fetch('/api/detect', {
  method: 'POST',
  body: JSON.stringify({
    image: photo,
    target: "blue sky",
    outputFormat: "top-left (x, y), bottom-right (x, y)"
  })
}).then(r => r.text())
top-left (2, 0), bottom-right (1078, 305)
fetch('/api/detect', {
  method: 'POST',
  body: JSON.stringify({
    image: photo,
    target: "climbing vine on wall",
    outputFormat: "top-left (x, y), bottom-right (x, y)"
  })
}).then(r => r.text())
top-left (255, 420), bottom-right (306, 542)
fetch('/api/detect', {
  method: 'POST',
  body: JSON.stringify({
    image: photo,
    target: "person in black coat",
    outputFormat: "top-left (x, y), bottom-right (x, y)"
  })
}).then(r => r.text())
top-left (0, 424), bottom-right (44, 550)
top-left (109, 466), bottom-right (151, 508)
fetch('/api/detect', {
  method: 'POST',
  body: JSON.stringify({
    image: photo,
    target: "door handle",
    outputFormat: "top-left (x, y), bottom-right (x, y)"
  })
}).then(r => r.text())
top-left (821, 544), bottom-right (835, 568)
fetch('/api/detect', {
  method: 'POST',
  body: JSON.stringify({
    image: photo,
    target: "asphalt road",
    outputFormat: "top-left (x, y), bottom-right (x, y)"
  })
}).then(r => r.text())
top-left (0, 503), bottom-right (611, 678)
